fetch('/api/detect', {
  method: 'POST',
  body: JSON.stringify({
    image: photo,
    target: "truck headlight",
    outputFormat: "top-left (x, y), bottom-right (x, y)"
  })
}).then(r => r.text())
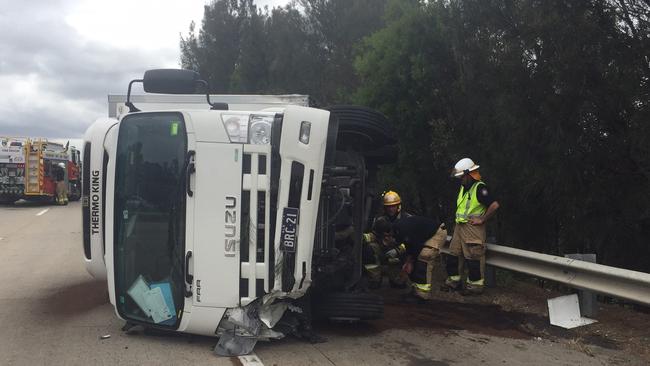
top-left (222, 114), bottom-right (249, 143)
top-left (248, 115), bottom-right (273, 145)
top-left (221, 113), bottom-right (274, 144)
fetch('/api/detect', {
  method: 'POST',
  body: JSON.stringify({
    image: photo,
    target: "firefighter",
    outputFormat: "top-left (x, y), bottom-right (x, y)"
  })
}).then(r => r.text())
top-left (378, 190), bottom-right (411, 223)
top-left (362, 217), bottom-right (408, 289)
top-left (372, 190), bottom-right (412, 288)
top-left (362, 217), bottom-right (392, 289)
top-left (444, 158), bottom-right (499, 295)
top-left (394, 215), bottom-right (447, 300)
top-left (55, 162), bottom-right (68, 205)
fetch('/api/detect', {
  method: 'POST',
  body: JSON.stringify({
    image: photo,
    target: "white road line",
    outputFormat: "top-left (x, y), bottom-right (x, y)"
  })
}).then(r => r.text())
top-left (238, 354), bottom-right (264, 366)
top-left (36, 209), bottom-right (50, 216)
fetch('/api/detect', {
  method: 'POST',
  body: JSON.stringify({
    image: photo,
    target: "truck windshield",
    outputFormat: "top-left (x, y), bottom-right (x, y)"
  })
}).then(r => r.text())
top-left (114, 112), bottom-right (187, 328)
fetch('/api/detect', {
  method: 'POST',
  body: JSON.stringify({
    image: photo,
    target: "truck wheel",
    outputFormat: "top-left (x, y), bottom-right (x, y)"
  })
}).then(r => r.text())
top-left (328, 105), bottom-right (396, 148)
top-left (0, 197), bottom-right (18, 205)
top-left (69, 191), bottom-right (81, 202)
top-left (68, 183), bottom-right (81, 201)
top-left (313, 292), bottom-right (384, 321)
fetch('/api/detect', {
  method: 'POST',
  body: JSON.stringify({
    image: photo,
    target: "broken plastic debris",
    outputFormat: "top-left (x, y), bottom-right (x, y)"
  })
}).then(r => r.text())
top-left (100, 334), bottom-right (111, 340)
top-left (214, 331), bottom-right (257, 357)
top-left (259, 302), bottom-right (288, 328)
top-left (547, 294), bottom-right (597, 329)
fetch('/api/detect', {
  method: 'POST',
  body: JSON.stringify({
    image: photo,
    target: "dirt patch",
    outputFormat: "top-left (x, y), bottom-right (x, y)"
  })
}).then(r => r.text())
top-left (38, 280), bottom-right (108, 317)
top-left (229, 357), bottom-right (244, 366)
top-left (580, 334), bottom-right (619, 350)
top-left (315, 285), bottom-right (574, 341)
top-left (316, 275), bottom-right (650, 364)
top-left (406, 357), bottom-right (450, 366)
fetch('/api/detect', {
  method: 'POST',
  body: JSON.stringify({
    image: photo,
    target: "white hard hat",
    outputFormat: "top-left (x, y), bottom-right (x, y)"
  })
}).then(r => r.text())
top-left (451, 158), bottom-right (479, 177)
top-left (58, 162), bottom-right (66, 169)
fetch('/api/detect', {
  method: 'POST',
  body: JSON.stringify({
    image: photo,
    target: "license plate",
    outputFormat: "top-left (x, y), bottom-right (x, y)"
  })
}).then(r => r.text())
top-left (280, 207), bottom-right (299, 252)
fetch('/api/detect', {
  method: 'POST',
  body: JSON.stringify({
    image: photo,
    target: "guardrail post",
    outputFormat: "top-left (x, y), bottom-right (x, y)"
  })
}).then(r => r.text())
top-left (564, 253), bottom-right (598, 317)
top-left (485, 239), bottom-right (497, 287)
top-left (485, 265), bottom-right (497, 288)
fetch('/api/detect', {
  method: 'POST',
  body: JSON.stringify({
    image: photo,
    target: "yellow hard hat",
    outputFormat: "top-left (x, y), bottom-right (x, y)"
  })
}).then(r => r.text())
top-left (382, 191), bottom-right (401, 206)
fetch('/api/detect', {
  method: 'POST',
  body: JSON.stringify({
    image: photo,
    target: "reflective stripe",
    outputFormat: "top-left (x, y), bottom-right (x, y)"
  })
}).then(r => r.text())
top-left (466, 278), bottom-right (485, 286)
top-left (448, 275), bottom-right (461, 282)
top-left (364, 264), bottom-right (380, 270)
top-left (412, 283), bottom-right (431, 292)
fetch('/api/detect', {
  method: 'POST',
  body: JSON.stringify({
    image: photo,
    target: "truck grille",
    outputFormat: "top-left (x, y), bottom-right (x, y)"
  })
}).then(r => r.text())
top-left (239, 146), bottom-right (274, 305)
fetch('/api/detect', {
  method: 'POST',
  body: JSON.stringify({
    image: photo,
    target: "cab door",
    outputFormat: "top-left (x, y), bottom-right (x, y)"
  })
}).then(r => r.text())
top-left (190, 142), bottom-right (242, 307)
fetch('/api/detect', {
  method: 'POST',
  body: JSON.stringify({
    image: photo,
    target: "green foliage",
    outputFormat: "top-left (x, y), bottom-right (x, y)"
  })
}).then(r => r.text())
top-left (356, 0), bottom-right (650, 271)
top-left (180, 0), bottom-right (388, 103)
top-left (180, 0), bottom-right (650, 271)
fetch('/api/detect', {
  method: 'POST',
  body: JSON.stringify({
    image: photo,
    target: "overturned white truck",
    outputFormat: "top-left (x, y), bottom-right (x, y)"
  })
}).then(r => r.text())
top-left (81, 69), bottom-right (397, 355)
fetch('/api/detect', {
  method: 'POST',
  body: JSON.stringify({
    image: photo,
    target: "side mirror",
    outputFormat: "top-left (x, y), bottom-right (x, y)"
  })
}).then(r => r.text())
top-left (143, 69), bottom-right (201, 94)
top-left (125, 69), bottom-right (228, 112)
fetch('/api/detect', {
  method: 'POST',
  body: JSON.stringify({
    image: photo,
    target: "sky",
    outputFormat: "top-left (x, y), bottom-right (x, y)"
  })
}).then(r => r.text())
top-left (0, 0), bottom-right (289, 144)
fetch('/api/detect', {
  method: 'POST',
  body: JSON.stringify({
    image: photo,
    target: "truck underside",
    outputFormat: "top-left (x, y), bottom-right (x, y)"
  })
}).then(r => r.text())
top-left (309, 106), bottom-right (397, 319)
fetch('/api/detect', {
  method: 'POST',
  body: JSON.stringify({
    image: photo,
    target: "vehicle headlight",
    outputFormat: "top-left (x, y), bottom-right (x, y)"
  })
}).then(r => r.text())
top-left (221, 113), bottom-right (275, 144)
top-left (249, 115), bottom-right (273, 145)
top-left (222, 114), bottom-right (249, 143)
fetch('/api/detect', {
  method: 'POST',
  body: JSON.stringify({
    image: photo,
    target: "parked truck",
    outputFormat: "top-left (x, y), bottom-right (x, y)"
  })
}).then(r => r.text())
top-left (0, 137), bottom-right (26, 204)
top-left (81, 69), bottom-right (397, 355)
top-left (22, 138), bottom-right (81, 204)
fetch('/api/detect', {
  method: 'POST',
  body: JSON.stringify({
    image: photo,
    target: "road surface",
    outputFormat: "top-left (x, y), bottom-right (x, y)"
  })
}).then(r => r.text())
top-left (0, 201), bottom-right (642, 365)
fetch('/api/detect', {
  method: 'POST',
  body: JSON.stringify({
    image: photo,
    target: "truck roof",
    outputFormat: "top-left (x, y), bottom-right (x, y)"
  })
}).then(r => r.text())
top-left (108, 94), bottom-right (311, 118)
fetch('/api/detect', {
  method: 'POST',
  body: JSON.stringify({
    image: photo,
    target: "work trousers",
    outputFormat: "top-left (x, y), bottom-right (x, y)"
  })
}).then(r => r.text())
top-left (410, 224), bottom-right (447, 299)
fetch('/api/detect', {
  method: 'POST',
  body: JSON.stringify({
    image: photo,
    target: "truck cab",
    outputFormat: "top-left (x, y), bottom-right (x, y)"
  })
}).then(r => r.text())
top-left (81, 69), bottom-right (396, 354)
top-left (0, 137), bottom-right (26, 204)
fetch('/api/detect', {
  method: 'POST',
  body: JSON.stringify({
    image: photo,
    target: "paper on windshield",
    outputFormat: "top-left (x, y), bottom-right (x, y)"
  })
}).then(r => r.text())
top-left (127, 276), bottom-right (173, 324)
top-left (127, 275), bottom-right (152, 317)
top-left (144, 286), bottom-right (173, 324)
top-left (150, 282), bottom-right (176, 325)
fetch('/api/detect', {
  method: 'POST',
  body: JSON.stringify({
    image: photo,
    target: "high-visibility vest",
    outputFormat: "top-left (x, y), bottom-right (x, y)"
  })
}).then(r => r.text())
top-left (455, 181), bottom-right (486, 223)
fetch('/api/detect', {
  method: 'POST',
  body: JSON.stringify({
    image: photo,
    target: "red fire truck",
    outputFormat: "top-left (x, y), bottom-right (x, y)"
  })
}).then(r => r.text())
top-left (23, 139), bottom-right (81, 203)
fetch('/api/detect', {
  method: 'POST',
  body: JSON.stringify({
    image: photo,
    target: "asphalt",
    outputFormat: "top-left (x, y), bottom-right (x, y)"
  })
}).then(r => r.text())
top-left (0, 201), bottom-right (642, 365)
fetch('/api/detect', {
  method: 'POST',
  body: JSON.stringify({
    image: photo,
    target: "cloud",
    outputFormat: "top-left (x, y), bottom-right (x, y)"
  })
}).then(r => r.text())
top-left (0, 0), bottom-right (197, 139)
top-left (0, 0), bottom-right (288, 140)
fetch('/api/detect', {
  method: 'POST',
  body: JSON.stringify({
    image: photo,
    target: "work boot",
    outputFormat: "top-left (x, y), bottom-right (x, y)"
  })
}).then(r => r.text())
top-left (441, 278), bottom-right (461, 292)
top-left (461, 283), bottom-right (484, 296)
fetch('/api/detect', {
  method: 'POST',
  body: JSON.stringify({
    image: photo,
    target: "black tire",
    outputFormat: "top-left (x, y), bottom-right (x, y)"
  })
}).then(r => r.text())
top-left (327, 105), bottom-right (397, 149)
top-left (313, 292), bottom-right (384, 321)
top-left (69, 184), bottom-right (81, 202)
top-left (0, 197), bottom-right (18, 205)
top-left (364, 144), bottom-right (398, 165)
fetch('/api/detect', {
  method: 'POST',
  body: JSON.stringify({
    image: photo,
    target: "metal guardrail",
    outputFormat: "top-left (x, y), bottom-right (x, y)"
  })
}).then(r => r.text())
top-left (441, 238), bottom-right (650, 306)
